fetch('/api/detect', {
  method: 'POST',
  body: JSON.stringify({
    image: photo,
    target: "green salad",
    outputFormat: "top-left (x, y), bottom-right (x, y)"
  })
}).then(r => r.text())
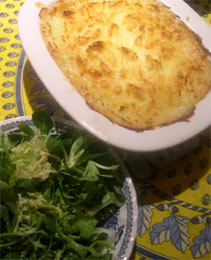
top-left (0, 110), bottom-right (125, 260)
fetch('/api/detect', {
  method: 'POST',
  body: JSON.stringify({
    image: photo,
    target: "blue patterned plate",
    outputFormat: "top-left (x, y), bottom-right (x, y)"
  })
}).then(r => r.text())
top-left (0, 116), bottom-right (138, 260)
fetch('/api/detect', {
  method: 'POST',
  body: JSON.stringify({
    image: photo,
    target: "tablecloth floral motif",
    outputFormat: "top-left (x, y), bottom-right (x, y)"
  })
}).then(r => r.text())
top-left (130, 140), bottom-right (211, 260)
top-left (0, 0), bottom-right (210, 259)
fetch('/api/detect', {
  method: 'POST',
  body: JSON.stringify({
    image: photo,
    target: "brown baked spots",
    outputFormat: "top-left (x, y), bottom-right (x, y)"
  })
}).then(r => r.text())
top-left (40, 0), bottom-right (211, 130)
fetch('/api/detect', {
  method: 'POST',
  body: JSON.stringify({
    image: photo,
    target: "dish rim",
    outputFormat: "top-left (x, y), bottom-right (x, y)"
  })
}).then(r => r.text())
top-left (17, 0), bottom-right (211, 152)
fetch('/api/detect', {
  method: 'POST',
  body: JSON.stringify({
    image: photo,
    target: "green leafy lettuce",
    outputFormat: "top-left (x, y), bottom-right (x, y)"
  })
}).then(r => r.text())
top-left (0, 110), bottom-right (125, 260)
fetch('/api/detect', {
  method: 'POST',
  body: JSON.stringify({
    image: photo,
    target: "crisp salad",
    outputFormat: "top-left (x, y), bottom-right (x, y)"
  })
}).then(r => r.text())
top-left (0, 110), bottom-right (125, 259)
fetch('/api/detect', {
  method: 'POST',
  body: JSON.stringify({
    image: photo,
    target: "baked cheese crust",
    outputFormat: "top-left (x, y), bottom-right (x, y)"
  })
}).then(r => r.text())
top-left (40, 0), bottom-right (211, 130)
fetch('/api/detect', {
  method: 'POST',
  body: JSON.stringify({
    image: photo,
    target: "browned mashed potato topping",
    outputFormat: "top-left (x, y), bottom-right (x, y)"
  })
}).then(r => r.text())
top-left (40, 0), bottom-right (211, 130)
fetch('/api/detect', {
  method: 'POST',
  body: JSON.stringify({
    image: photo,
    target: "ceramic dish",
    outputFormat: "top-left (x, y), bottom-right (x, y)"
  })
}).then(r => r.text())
top-left (18, 0), bottom-right (211, 152)
top-left (0, 116), bottom-right (138, 260)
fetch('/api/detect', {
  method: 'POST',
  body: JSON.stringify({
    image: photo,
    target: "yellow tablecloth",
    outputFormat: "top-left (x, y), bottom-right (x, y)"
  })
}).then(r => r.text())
top-left (0, 0), bottom-right (210, 259)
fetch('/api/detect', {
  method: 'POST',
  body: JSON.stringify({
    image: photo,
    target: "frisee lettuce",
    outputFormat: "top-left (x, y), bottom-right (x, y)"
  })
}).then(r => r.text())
top-left (0, 110), bottom-right (125, 260)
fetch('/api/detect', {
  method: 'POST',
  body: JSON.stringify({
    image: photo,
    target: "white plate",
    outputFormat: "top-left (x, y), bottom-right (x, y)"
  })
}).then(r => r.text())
top-left (0, 116), bottom-right (138, 260)
top-left (18, 0), bottom-right (211, 152)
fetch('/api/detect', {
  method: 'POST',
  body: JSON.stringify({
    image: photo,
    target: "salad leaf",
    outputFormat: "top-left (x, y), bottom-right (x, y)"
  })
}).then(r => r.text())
top-left (15, 178), bottom-right (40, 193)
top-left (0, 181), bottom-right (17, 215)
top-left (87, 189), bottom-right (124, 217)
top-left (32, 109), bottom-right (54, 134)
top-left (9, 134), bottom-right (54, 183)
top-left (18, 121), bottom-right (35, 138)
top-left (67, 136), bottom-right (85, 168)
top-left (71, 216), bottom-right (98, 239)
top-left (0, 110), bottom-right (125, 259)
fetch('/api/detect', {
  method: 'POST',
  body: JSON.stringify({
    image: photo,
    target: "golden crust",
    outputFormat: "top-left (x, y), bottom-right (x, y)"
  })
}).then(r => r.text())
top-left (40, 0), bottom-right (211, 130)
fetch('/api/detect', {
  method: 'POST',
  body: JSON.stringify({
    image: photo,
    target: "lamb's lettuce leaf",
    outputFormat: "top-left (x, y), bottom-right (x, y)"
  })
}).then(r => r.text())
top-left (0, 110), bottom-right (125, 260)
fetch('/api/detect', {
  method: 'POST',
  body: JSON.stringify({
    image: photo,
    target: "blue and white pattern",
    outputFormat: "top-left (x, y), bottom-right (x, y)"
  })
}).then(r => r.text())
top-left (117, 180), bottom-right (135, 259)
top-left (190, 224), bottom-right (211, 258)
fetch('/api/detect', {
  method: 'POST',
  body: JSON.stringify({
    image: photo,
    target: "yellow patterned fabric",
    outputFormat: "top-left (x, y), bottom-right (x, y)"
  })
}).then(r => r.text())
top-left (131, 140), bottom-right (211, 260)
top-left (0, 0), bottom-right (210, 259)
